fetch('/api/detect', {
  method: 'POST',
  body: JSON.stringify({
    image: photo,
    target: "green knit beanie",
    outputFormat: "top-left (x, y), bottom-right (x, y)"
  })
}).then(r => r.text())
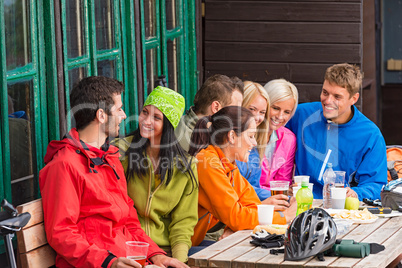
top-left (143, 86), bottom-right (185, 129)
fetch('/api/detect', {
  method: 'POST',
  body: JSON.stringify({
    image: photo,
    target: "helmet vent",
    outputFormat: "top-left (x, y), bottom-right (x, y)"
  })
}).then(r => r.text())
top-left (316, 222), bottom-right (324, 231)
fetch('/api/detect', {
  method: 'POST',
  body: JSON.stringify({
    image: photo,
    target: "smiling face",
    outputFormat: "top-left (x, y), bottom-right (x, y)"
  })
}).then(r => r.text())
top-left (104, 94), bottom-right (126, 137)
top-left (233, 118), bottom-right (257, 162)
top-left (138, 105), bottom-right (164, 144)
top-left (247, 94), bottom-right (267, 127)
top-left (320, 80), bottom-right (359, 124)
top-left (269, 98), bottom-right (295, 133)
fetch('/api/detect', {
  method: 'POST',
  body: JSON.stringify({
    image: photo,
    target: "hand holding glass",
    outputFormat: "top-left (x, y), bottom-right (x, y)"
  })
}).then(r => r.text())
top-left (126, 241), bottom-right (149, 267)
top-left (270, 181), bottom-right (289, 196)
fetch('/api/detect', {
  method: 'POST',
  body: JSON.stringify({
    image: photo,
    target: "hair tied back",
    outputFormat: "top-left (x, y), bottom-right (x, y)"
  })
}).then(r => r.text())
top-left (206, 115), bottom-right (213, 130)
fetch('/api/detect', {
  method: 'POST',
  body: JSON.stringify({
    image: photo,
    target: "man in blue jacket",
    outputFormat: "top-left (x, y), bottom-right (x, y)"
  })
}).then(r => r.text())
top-left (287, 63), bottom-right (387, 200)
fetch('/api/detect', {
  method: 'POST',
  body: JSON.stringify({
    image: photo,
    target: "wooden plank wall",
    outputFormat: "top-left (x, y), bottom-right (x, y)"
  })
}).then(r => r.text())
top-left (203, 0), bottom-right (363, 105)
top-left (362, 0), bottom-right (378, 124)
top-left (381, 84), bottom-right (402, 145)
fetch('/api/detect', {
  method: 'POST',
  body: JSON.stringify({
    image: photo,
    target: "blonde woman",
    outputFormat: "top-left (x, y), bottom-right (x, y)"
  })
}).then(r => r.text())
top-left (261, 78), bottom-right (298, 190)
top-left (236, 81), bottom-right (272, 200)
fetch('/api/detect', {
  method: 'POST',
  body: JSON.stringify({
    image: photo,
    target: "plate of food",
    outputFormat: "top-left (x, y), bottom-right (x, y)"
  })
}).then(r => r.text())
top-left (328, 208), bottom-right (378, 224)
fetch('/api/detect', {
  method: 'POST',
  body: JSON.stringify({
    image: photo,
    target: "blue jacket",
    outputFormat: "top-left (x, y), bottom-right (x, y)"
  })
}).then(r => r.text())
top-left (286, 102), bottom-right (387, 200)
top-left (236, 149), bottom-right (271, 201)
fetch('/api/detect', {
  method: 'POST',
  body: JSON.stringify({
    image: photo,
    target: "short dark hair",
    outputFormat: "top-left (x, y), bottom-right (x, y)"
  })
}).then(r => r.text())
top-left (193, 74), bottom-right (244, 115)
top-left (70, 76), bottom-right (124, 130)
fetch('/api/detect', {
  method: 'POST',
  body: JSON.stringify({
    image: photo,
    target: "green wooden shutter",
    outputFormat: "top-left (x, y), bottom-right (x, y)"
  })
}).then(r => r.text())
top-left (140, 0), bottom-right (198, 109)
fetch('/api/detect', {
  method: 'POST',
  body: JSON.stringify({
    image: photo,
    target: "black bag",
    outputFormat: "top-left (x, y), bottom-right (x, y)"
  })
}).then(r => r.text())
top-left (381, 178), bottom-right (402, 211)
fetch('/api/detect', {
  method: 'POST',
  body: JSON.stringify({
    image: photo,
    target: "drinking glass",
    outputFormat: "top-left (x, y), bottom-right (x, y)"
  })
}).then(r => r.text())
top-left (334, 171), bottom-right (346, 188)
top-left (126, 241), bottom-right (149, 266)
top-left (270, 181), bottom-right (289, 196)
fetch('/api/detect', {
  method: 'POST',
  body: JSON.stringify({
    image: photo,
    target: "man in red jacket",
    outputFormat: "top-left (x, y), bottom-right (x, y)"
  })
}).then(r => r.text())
top-left (40, 76), bottom-right (189, 268)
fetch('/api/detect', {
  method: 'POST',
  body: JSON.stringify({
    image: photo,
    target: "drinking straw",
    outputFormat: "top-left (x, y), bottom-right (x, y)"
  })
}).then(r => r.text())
top-left (317, 149), bottom-right (332, 182)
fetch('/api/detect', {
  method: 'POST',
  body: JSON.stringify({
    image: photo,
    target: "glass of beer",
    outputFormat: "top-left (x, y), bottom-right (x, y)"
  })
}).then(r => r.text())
top-left (270, 181), bottom-right (289, 196)
top-left (334, 171), bottom-right (346, 188)
top-left (126, 241), bottom-right (149, 266)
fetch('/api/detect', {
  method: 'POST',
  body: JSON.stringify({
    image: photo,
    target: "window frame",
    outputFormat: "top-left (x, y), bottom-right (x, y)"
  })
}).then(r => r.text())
top-left (0, 0), bottom-right (199, 254)
top-left (0, 0), bottom-right (48, 202)
top-left (139, 0), bottom-right (198, 109)
top-left (0, 0), bottom-right (53, 252)
top-left (60, 0), bottom-right (125, 131)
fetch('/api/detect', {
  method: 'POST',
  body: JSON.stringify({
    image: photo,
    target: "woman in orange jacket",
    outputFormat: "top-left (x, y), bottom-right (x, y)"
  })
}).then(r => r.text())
top-left (188, 106), bottom-right (297, 247)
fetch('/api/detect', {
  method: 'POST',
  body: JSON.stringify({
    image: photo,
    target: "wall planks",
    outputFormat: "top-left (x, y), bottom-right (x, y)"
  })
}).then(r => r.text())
top-left (205, 1), bottom-right (361, 22)
top-left (203, 0), bottom-right (363, 104)
top-left (205, 42), bottom-right (361, 63)
top-left (205, 22), bottom-right (360, 44)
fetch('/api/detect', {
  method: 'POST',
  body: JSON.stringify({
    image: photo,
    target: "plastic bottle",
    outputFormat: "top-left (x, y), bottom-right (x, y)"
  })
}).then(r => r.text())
top-left (296, 180), bottom-right (314, 215)
top-left (322, 163), bottom-right (336, 209)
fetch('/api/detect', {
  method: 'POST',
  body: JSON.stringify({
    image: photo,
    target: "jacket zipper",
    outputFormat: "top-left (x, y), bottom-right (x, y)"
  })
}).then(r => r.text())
top-left (144, 165), bottom-right (162, 236)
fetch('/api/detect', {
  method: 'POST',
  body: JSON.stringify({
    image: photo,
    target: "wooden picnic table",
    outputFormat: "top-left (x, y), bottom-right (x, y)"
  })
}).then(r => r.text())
top-left (189, 200), bottom-right (402, 268)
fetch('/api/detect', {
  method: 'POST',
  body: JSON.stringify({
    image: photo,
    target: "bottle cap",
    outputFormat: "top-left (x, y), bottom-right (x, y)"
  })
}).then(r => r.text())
top-left (301, 181), bottom-right (309, 187)
top-left (327, 163), bottom-right (333, 168)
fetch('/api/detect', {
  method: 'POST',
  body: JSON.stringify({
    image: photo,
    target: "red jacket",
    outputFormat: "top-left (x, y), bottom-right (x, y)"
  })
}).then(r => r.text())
top-left (39, 129), bottom-right (165, 268)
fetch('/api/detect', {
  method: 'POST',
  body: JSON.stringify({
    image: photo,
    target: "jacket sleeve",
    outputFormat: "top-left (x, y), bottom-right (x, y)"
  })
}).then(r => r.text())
top-left (351, 134), bottom-right (387, 200)
top-left (125, 198), bottom-right (166, 259)
top-left (236, 149), bottom-right (271, 201)
top-left (272, 133), bottom-right (296, 184)
top-left (285, 114), bottom-right (297, 134)
top-left (39, 161), bottom-right (113, 268)
top-left (168, 161), bottom-right (199, 262)
top-left (197, 153), bottom-right (260, 231)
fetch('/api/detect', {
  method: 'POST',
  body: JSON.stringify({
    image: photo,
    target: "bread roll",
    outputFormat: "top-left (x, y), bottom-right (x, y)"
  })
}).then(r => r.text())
top-left (253, 224), bottom-right (288, 235)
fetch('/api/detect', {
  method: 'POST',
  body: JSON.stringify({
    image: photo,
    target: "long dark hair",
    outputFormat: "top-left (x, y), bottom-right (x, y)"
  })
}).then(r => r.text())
top-left (189, 106), bottom-right (254, 156)
top-left (125, 115), bottom-right (197, 192)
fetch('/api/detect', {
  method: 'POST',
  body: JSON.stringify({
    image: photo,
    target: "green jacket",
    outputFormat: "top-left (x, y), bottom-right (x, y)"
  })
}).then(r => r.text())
top-left (174, 107), bottom-right (199, 152)
top-left (116, 136), bottom-right (199, 263)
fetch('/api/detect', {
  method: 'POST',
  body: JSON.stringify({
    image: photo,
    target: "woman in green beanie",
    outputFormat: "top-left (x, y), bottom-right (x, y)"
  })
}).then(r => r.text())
top-left (115, 86), bottom-right (198, 263)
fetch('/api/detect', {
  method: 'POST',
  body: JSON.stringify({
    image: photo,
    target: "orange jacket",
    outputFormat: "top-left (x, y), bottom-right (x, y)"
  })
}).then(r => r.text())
top-left (192, 145), bottom-right (286, 246)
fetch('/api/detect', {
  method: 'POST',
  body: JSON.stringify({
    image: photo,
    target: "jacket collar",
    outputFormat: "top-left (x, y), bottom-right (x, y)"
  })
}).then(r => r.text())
top-left (44, 128), bottom-right (121, 178)
top-left (183, 106), bottom-right (199, 130)
top-left (207, 145), bottom-right (237, 174)
top-left (320, 104), bottom-right (359, 128)
top-left (65, 128), bottom-right (118, 157)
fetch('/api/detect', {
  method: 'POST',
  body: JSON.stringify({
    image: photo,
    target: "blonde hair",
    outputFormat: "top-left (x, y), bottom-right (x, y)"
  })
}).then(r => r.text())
top-left (264, 78), bottom-right (298, 118)
top-left (242, 81), bottom-right (270, 160)
top-left (324, 63), bottom-right (363, 97)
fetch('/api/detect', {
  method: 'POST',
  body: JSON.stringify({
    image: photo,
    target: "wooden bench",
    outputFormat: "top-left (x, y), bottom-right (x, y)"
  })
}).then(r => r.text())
top-left (16, 199), bottom-right (56, 268)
